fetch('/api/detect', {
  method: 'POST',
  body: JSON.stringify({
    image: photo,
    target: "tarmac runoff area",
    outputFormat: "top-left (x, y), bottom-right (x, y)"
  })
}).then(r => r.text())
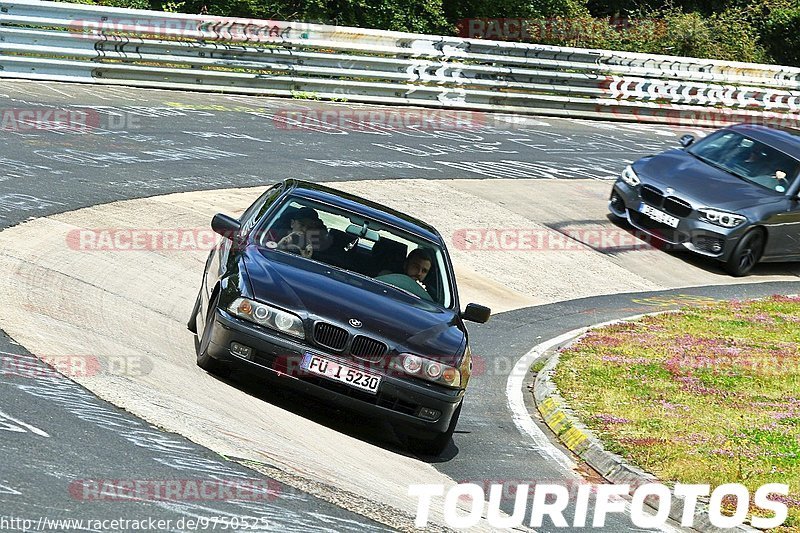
top-left (0, 178), bottom-right (798, 527)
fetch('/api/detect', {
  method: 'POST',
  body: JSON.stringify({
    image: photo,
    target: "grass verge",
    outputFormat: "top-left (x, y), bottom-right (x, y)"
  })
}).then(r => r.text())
top-left (552, 295), bottom-right (800, 530)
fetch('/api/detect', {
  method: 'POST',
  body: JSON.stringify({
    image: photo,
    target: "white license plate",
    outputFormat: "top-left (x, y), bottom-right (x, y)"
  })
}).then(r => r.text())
top-left (640, 203), bottom-right (680, 228)
top-left (301, 353), bottom-right (381, 394)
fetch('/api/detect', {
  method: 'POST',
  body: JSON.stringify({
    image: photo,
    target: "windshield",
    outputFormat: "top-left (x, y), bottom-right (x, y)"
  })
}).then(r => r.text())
top-left (254, 196), bottom-right (454, 308)
top-left (688, 130), bottom-right (800, 193)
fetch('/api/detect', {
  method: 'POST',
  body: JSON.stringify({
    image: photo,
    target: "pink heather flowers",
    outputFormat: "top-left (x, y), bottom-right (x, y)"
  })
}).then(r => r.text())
top-left (709, 448), bottom-right (736, 457)
top-left (658, 400), bottom-right (689, 411)
top-left (600, 355), bottom-right (650, 365)
top-left (769, 494), bottom-right (800, 509)
top-left (595, 414), bottom-right (631, 424)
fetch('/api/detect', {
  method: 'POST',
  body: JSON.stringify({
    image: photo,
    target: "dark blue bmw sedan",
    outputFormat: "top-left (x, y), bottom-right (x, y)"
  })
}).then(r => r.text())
top-left (610, 124), bottom-right (800, 276)
top-left (188, 179), bottom-right (490, 455)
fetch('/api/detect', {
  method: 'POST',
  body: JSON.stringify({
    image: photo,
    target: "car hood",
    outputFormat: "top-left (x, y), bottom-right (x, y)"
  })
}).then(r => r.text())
top-left (242, 247), bottom-right (465, 364)
top-left (636, 149), bottom-right (781, 211)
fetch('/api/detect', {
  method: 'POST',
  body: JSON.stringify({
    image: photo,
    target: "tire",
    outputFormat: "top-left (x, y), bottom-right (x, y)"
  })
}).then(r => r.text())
top-left (406, 402), bottom-right (462, 457)
top-left (195, 291), bottom-right (231, 377)
top-left (187, 289), bottom-right (201, 334)
top-left (724, 229), bottom-right (765, 277)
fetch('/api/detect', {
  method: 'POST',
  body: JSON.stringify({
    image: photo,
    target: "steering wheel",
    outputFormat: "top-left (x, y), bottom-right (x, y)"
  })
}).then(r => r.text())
top-left (277, 237), bottom-right (314, 258)
top-left (773, 171), bottom-right (789, 191)
top-left (277, 232), bottom-right (304, 255)
top-left (277, 241), bottom-right (301, 253)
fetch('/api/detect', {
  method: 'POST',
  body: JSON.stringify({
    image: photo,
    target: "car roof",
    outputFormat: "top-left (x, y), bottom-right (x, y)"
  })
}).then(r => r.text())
top-left (728, 123), bottom-right (800, 157)
top-left (281, 179), bottom-right (442, 243)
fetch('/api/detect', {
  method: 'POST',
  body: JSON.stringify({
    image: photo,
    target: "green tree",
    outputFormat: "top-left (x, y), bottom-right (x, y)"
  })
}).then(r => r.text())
top-left (305, 0), bottom-right (450, 33)
top-left (763, 4), bottom-right (800, 66)
top-left (443, 0), bottom-right (589, 23)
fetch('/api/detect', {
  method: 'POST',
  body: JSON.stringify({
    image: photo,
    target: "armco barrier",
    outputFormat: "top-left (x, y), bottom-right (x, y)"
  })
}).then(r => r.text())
top-left (1, 0), bottom-right (800, 126)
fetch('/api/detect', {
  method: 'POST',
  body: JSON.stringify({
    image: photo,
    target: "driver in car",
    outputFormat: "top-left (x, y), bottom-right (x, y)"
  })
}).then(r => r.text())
top-left (375, 248), bottom-right (434, 301)
top-left (403, 248), bottom-right (432, 289)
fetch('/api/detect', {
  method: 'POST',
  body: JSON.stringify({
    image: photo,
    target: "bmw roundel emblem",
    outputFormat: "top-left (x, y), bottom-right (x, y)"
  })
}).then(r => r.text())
top-left (349, 318), bottom-right (362, 328)
top-left (665, 187), bottom-right (675, 195)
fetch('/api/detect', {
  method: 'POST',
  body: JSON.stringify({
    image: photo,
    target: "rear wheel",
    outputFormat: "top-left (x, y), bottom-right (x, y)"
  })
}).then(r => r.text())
top-left (406, 402), bottom-right (462, 456)
top-left (724, 230), bottom-right (765, 277)
top-left (195, 291), bottom-right (231, 377)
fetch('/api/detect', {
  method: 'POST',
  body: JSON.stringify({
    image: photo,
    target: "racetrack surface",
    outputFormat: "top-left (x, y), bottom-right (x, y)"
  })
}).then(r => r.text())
top-left (0, 78), bottom-right (690, 230)
top-left (1, 79), bottom-right (799, 531)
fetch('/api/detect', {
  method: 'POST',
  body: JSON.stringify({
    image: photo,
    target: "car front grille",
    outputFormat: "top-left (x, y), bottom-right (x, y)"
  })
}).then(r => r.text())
top-left (350, 335), bottom-right (388, 363)
top-left (313, 322), bottom-right (348, 352)
top-left (640, 185), bottom-right (663, 206)
top-left (640, 184), bottom-right (693, 218)
top-left (663, 196), bottom-right (692, 218)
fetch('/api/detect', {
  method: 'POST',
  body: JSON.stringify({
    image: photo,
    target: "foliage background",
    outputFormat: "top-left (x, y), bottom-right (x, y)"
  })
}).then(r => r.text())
top-left (63, 0), bottom-right (800, 66)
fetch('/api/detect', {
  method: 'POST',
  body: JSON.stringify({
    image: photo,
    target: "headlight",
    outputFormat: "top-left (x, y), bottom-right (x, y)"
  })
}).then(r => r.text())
top-left (402, 354), bottom-right (423, 374)
top-left (228, 297), bottom-right (305, 339)
top-left (620, 165), bottom-right (641, 187)
top-left (698, 208), bottom-right (746, 228)
top-left (391, 353), bottom-right (461, 388)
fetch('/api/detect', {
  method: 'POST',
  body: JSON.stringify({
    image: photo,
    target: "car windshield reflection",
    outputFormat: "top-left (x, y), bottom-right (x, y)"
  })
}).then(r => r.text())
top-left (688, 131), bottom-right (800, 193)
top-left (254, 196), bottom-right (454, 308)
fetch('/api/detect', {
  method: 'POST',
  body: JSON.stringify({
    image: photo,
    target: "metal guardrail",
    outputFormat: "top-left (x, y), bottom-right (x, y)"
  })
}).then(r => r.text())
top-left (1, 0), bottom-right (800, 126)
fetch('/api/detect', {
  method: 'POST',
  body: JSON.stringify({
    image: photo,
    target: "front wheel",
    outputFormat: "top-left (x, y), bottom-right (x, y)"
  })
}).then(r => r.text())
top-left (724, 230), bottom-right (765, 277)
top-left (405, 402), bottom-right (462, 457)
top-left (195, 291), bottom-right (231, 377)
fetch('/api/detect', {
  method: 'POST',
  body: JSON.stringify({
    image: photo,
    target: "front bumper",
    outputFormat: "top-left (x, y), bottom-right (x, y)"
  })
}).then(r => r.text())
top-left (609, 181), bottom-right (745, 261)
top-left (204, 309), bottom-right (464, 435)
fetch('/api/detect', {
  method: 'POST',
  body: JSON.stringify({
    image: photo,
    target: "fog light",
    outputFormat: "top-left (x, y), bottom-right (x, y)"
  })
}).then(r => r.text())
top-left (711, 242), bottom-right (723, 253)
top-left (418, 407), bottom-right (441, 421)
top-left (230, 342), bottom-right (253, 360)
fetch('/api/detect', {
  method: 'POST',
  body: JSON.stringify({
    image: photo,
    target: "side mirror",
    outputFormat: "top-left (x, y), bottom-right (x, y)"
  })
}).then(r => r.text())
top-left (679, 134), bottom-right (695, 148)
top-left (211, 213), bottom-right (241, 239)
top-left (462, 303), bottom-right (491, 323)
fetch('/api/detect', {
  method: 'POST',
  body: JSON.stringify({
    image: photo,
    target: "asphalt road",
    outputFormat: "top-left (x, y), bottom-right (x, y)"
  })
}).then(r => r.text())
top-left (0, 337), bottom-right (394, 532)
top-left (0, 79), bottom-right (687, 230)
top-left (1, 79), bottom-right (798, 531)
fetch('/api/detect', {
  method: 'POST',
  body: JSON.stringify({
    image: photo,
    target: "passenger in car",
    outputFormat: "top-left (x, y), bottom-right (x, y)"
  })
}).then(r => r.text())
top-left (277, 207), bottom-right (332, 259)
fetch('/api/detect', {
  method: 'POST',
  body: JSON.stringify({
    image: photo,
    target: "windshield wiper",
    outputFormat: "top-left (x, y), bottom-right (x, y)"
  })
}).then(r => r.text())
top-left (690, 151), bottom-right (749, 181)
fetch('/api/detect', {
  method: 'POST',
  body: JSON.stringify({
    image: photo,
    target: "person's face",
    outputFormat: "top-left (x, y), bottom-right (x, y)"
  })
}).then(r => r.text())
top-left (405, 257), bottom-right (431, 282)
top-left (290, 218), bottom-right (306, 232)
